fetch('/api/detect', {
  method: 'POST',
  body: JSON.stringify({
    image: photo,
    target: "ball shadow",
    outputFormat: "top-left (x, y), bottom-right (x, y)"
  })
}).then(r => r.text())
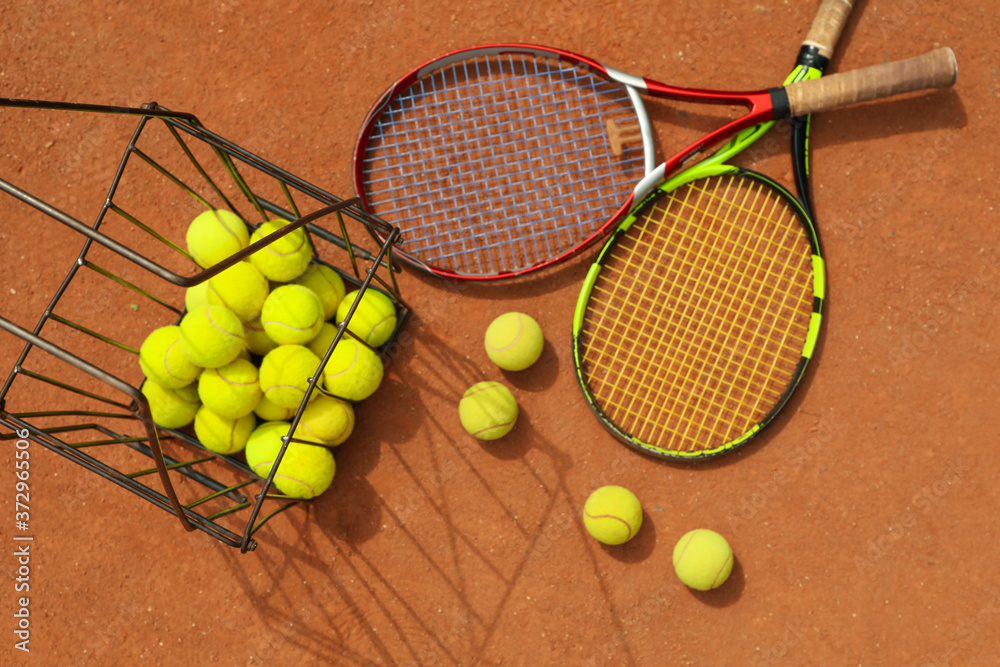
top-left (598, 509), bottom-right (656, 564)
top-left (685, 555), bottom-right (745, 608)
top-left (499, 338), bottom-right (560, 392)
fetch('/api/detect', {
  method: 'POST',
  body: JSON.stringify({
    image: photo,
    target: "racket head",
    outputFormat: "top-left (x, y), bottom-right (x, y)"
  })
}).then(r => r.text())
top-left (572, 166), bottom-right (825, 460)
top-left (352, 44), bottom-right (654, 280)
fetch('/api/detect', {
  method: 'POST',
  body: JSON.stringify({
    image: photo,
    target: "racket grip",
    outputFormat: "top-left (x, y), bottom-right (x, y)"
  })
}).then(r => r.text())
top-left (785, 47), bottom-right (957, 117)
top-left (803, 0), bottom-right (854, 59)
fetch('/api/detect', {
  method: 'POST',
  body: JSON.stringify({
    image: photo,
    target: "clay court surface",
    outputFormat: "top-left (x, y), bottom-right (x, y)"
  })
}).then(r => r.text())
top-left (1, 1), bottom-right (997, 664)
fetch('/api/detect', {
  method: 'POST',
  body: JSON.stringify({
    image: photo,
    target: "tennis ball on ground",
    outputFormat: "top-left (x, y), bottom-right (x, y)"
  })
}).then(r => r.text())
top-left (140, 379), bottom-right (200, 429)
top-left (186, 209), bottom-right (249, 268)
top-left (193, 406), bottom-right (256, 455)
top-left (336, 289), bottom-right (397, 348)
top-left (249, 219), bottom-right (312, 282)
top-left (292, 263), bottom-right (345, 320)
top-left (320, 333), bottom-right (384, 401)
top-left (458, 381), bottom-right (518, 440)
top-left (582, 485), bottom-right (643, 546)
top-left (244, 317), bottom-right (278, 357)
top-left (258, 344), bottom-right (322, 409)
top-left (206, 261), bottom-right (269, 322)
top-left (253, 394), bottom-right (296, 422)
top-left (178, 305), bottom-right (246, 368)
top-left (197, 357), bottom-right (261, 419)
top-left (260, 284), bottom-right (325, 345)
top-left (139, 325), bottom-right (203, 388)
top-left (485, 312), bottom-right (544, 371)
top-left (245, 421), bottom-right (335, 499)
top-left (185, 280), bottom-right (211, 313)
top-left (672, 529), bottom-right (734, 591)
top-left (293, 395), bottom-right (355, 447)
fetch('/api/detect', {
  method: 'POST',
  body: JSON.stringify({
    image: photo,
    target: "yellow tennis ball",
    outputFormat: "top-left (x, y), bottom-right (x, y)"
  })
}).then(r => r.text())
top-left (139, 325), bottom-right (203, 388)
top-left (582, 485), bottom-right (643, 546)
top-left (197, 358), bottom-right (261, 419)
top-left (184, 280), bottom-right (211, 313)
top-left (253, 394), bottom-right (296, 422)
top-left (320, 333), bottom-right (384, 401)
top-left (193, 406), bottom-right (257, 455)
top-left (245, 421), bottom-right (335, 499)
top-left (249, 220), bottom-right (312, 282)
top-left (186, 209), bottom-right (249, 268)
top-left (485, 312), bottom-right (544, 371)
top-left (243, 317), bottom-right (278, 357)
top-left (258, 344), bottom-right (322, 409)
top-left (178, 305), bottom-right (246, 368)
top-left (260, 284), bottom-right (325, 345)
top-left (206, 261), bottom-right (270, 322)
top-left (293, 395), bottom-right (355, 446)
top-left (672, 529), bottom-right (734, 591)
top-left (306, 321), bottom-right (339, 358)
top-left (458, 381), bottom-right (518, 440)
top-left (336, 289), bottom-right (397, 348)
top-left (140, 379), bottom-right (200, 429)
top-left (292, 263), bottom-right (345, 320)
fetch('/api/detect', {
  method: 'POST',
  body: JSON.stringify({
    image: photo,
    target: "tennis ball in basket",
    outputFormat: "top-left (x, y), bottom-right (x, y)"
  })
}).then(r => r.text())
top-left (140, 379), bottom-right (200, 429)
top-left (185, 280), bottom-right (211, 313)
top-left (321, 333), bottom-right (384, 401)
top-left (197, 357), bottom-right (261, 419)
top-left (307, 321), bottom-right (339, 358)
top-left (249, 219), bottom-right (312, 282)
top-left (139, 325), bottom-right (203, 389)
top-left (672, 529), bottom-right (734, 591)
top-left (178, 305), bottom-right (246, 368)
top-left (336, 289), bottom-right (397, 348)
top-left (258, 344), bottom-right (322, 409)
top-left (253, 394), bottom-right (296, 422)
top-left (293, 263), bottom-right (346, 320)
top-left (193, 406), bottom-right (257, 455)
top-left (293, 395), bottom-right (355, 447)
top-left (206, 261), bottom-right (269, 322)
top-left (484, 312), bottom-right (544, 371)
top-left (582, 485), bottom-right (643, 546)
top-left (458, 381), bottom-right (518, 440)
top-left (260, 284), bottom-right (325, 345)
top-left (243, 317), bottom-right (278, 357)
top-left (245, 421), bottom-right (335, 499)
top-left (186, 209), bottom-right (249, 268)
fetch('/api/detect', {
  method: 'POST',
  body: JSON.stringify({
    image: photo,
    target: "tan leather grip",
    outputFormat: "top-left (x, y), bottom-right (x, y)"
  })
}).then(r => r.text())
top-left (784, 47), bottom-right (958, 117)
top-left (802, 0), bottom-right (854, 59)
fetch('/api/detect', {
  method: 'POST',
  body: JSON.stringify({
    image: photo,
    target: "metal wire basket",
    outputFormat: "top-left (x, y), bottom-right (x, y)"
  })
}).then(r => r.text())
top-left (0, 98), bottom-right (408, 553)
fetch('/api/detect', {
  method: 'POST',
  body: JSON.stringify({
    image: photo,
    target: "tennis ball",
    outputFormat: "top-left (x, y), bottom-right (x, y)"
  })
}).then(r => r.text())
top-left (485, 312), bottom-right (544, 371)
top-left (307, 321), bottom-right (339, 358)
top-left (184, 280), bottom-right (211, 313)
top-left (293, 395), bottom-right (355, 447)
top-left (258, 344), bottom-right (322, 409)
top-left (253, 394), bottom-right (296, 422)
top-left (582, 485), bottom-right (643, 546)
top-left (197, 357), bottom-right (261, 419)
top-left (249, 220), bottom-right (312, 282)
top-left (260, 284), bottom-right (325, 345)
top-left (245, 421), bottom-right (335, 499)
top-left (336, 289), bottom-right (397, 348)
top-left (320, 333), bottom-right (384, 401)
top-left (186, 209), bottom-right (249, 268)
top-left (244, 317), bottom-right (278, 357)
top-left (293, 263), bottom-right (345, 320)
top-left (206, 261), bottom-right (269, 322)
top-left (672, 529), bottom-right (735, 591)
top-left (140, 379), bottom-right (200, 429)
top-left (193, 406), bottom-right (257, 455)
top-left (178, 305), bottom-right (246, 368)
top-left (139, 325), bottom-right (203, 388)
top-left (458, 381), bottom-right (517, 440)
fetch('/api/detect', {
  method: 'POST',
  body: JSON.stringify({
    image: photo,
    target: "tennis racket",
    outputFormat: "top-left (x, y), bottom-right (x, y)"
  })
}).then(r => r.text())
top-left (353, 30), bottom-right (950, 280)
top-left (570, 44), bottom-right (956, 460)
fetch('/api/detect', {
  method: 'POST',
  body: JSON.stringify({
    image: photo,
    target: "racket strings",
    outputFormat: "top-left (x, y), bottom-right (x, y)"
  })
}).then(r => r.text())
top-left (361, 52), bottom-right (646, 275)
top-left (579, 174), bottom-right (815, 454)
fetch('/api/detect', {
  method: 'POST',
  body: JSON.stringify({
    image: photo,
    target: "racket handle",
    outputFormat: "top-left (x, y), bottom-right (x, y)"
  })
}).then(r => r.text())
top-left (784, 47), bottom-right (957, 116)
top-left (803, 0), bottom-right (854, 59)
